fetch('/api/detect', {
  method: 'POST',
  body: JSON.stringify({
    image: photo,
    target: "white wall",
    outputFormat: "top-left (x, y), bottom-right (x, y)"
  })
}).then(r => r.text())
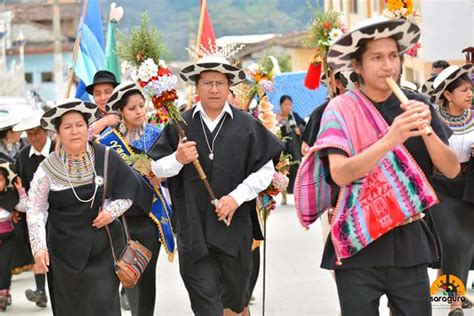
top-left (420, 0), bottom-right (474, 62)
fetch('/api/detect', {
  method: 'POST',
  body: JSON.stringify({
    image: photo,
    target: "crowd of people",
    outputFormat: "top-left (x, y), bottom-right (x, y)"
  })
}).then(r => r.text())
top-left (0, 12), bottom-right (472, 316)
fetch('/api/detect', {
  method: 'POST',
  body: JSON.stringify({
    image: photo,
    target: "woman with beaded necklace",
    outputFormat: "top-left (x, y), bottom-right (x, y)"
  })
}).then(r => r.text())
top-left (429, 64), bottom-right (474, 316)
top-left (26, 99), bottom-right (145, 316)
top-left (98, 82), bottom-right (171, 316)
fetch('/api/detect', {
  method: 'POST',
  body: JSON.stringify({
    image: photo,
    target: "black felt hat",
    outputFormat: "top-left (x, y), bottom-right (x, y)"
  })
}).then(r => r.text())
top-left (85, 70), bottom-right (120, 95)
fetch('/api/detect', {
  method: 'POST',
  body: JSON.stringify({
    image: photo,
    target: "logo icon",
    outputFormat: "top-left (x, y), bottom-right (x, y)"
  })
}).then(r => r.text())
top-left (431, 274), bottom-right (466, 305)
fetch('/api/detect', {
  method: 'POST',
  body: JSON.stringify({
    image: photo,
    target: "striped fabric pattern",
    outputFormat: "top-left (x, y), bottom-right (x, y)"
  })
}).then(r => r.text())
top-left (295, 90), bottom-right (439, 261)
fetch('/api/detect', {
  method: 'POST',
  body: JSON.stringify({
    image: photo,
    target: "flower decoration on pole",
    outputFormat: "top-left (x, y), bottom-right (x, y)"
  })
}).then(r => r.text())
top-left (245, 56), bottom-right (292, 219)
top-left (247, 56), bottom-right (280, 97)
top-left (384, 0), bottom-right (421, 57)
top-left (304, 11), bottom-right (347, 92)
top-left (117, 13), bottom-right (182, 128)
top-left (384, 0), bottom-right (418, 21)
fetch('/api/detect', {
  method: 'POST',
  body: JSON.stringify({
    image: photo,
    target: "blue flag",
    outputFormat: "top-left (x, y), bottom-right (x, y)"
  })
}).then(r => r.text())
top-left (73, 0), bottom-right (105, 100)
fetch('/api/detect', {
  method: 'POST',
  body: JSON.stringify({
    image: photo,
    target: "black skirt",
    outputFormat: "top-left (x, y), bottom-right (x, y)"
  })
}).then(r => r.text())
top-left (10, 217), bottom-right (34, 273)
top-left (50, 221), bottom-right (122, 316)
top-left (430, 174), bottom-right (474, 285)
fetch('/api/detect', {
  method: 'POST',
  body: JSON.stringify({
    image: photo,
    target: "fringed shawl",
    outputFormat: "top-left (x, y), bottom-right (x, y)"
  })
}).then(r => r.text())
top-left (295, 90), bottom-right (438, 262)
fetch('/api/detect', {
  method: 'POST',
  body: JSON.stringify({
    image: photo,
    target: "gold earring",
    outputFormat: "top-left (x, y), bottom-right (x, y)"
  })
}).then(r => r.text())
top-left (449, 101), bottom-right (454, 108)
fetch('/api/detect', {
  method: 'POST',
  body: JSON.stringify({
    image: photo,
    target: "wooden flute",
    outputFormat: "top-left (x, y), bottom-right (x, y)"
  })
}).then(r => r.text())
top-left (385, 77), bottom-right (433, 136)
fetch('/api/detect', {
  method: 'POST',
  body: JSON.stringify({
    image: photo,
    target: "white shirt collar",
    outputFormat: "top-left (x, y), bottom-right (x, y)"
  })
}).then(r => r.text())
top-left (29, 137), bottom-right (52, 158)
top-left (192, 101), bottom-right (234, 121)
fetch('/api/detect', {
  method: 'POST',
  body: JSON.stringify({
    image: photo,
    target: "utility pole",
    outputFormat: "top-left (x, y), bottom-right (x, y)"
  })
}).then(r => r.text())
top-left (52, 0), bottom-right (64, 99)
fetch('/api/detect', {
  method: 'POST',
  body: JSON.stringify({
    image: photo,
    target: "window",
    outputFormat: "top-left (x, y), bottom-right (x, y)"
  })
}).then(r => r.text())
top-left (25, 72), bottom-right (33, 83)
top-left (41, 72), bottom-right (53, 83)
top-left (351, 0), bottom-right (358, 14)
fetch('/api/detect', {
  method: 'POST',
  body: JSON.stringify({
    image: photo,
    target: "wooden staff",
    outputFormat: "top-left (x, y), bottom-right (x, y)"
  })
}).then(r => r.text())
top-left (385, 77), bottom-right (432, 135)
top-left (170, 119), bottom-right (228, 225)
top-left (262, 215), bottom-right (267, 316)
top-left (65, 0), bottom-right (89, 98)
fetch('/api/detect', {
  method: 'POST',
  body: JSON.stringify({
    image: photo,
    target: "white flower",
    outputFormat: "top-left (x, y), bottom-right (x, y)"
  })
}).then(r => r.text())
top-left (158, 59), bottom-right (168, 68)
top-left (247, 63), bottom-right (261, 74)
top-left (95, 176), bottom-right (104, 187)
top-left (142, 74), bottom-right (178, 98)
top-left (329, 28), bottom-right (343, 44)
top-left (137, 58), bottom-right (158, 82)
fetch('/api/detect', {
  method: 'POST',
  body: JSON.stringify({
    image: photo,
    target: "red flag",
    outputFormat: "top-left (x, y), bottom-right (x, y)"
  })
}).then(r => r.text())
top-left (197, 0), bottom-right (216, 54)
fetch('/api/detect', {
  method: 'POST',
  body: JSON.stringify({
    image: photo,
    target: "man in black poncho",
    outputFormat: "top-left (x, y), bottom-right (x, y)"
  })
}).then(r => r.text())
top-left (149, 56), bottom-right (283, 316)
top-left (12, 111), bottom-right (53, 309)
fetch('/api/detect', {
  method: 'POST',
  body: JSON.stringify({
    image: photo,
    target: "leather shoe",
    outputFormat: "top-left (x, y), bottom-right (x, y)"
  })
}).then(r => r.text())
top-left (25, 289), bottom-right (48, 308)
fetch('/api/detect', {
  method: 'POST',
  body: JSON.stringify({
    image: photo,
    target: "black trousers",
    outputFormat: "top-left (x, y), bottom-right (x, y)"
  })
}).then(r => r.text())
top-left (0, 232), bottom-right (14, 290)
top-left (179, 237), bottom-right (252, 316)
top-left (335, 264), bottom-right (431, 316)
top-left (126, 215), bottom-right (161, 316)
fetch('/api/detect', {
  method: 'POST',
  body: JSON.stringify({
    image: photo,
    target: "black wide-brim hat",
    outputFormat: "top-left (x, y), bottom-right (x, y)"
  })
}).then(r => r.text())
top-left (180, 56), bottom-right (247, 86)
top-left (106, 81), bottom-right (141, 113)
top-left (430, 64), bottom-right (473, 105)
top-left (327, 16), bottom-right (421, 72)
top-left (85, 70), bottom-right (120, 95)
top-left (40, 99), bottom-right (101, 131)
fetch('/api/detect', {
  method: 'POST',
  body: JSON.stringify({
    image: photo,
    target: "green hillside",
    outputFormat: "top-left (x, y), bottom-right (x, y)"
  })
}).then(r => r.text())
top-left (109, 0), bottom-right (324, 60)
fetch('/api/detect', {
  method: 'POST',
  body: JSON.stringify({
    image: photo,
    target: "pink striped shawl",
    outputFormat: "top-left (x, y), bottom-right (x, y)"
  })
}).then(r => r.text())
top-left (294, 90), bottom-right (438, 262)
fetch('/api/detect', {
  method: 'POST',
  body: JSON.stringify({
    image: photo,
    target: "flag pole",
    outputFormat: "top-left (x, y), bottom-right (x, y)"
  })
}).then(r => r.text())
top-left (65, 0), bottom-right (89, 98)
top-left (195, 0), bottom-right (207, 56)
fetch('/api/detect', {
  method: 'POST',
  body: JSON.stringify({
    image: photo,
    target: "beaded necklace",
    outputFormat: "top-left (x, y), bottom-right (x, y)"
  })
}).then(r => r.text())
top-left (42, 144), bottom-right (103, 206)
top-left (61, 144), bottom-right (101, 206)
top-left (439, 107), bottom-right (474, 134)
top-left (119, 121), bottom-right (147, 151)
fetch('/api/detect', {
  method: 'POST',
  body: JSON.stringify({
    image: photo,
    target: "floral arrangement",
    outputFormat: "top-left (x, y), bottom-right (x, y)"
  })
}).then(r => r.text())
top-left (383, 0), bottom-right (421, 57)
top-left (262, 154), bottom-right (291, 196)
top-left (130, 153), bottom-right (155, 178)
top-left (117, 13), bottom-right (182, 128)
top-left (257, 96), bottom-right (277, 131)
top-left (304, 10), bottom-right (347, 90)
top-left (246, 56), bottom-right (280, 99)
top-left (384, 0), bottom-right (419, 21)
top-left (258, 152), bottom-right (291, 220)
top-left (246, 57), bottom-right (292, 219)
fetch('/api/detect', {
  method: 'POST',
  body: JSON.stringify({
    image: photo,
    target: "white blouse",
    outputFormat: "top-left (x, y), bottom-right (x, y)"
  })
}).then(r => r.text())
top-left (27, 165), bottom-right (132, 255)
top-left (448, 128), bottom-right (474, 163)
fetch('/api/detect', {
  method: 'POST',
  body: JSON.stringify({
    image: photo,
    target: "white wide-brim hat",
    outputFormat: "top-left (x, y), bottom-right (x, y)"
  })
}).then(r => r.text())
top-left (0, 160), bottom-right (17, 188)
top-left (12, 109), bottom-right (45, 132)
top-left (106, 81), bottom-right (141, 114)
top-left (327, 16), bottom-right (421, 72)
top-left (430, 64), bottom-right (473, 104)
top-left (420, 74), bottom-right (437, 98)
top-left (0, 115), bottom-right (21, 132)
top-left (400, 79), bottom-right (417, 91)
top-left (179, 56), bottom-right (247, 86)
top-left (40, 99), bottom-right (100, 131)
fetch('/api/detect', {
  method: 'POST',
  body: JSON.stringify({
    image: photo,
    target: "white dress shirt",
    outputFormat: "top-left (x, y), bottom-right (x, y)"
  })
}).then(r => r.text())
top-left (151, 102), bottom-right (275, 207)
top-left (29, 137), bottom-right (52, 158)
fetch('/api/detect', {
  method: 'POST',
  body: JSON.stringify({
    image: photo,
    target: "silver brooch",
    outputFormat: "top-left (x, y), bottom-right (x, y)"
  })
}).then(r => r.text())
top-left (95, 176), bottom-right (104, 187)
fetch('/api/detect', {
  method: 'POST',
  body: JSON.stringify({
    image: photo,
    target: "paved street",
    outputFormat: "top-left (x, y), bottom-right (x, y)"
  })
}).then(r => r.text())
top-left (4, 196), bottom-right (474, 315)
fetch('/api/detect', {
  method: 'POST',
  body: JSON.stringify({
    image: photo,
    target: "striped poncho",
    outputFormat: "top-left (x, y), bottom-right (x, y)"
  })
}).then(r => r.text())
top-left (295, 90), bottom-right (439, 262)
